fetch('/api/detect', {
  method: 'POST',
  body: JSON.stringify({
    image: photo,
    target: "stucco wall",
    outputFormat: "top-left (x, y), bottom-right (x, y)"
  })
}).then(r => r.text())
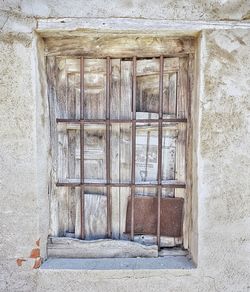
top-left (0, 1), bottom-right (250, 291)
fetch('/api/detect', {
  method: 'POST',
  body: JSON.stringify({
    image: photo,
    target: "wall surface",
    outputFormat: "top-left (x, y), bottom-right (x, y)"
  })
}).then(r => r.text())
top-left (0, 1), bottom-right (250, 291)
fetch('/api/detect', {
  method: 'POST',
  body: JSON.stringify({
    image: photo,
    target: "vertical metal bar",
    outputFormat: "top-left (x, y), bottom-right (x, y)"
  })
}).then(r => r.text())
top-left (80, 57), bottom-right (85, 239)
top-left (131, 56), bottom-right (137, 241)
top-left (106, 57), bottom-right (112, 238)
top-left (175, 71), bottom-right (179, 118)
top-left (157, 55), bottom-right (164, 248)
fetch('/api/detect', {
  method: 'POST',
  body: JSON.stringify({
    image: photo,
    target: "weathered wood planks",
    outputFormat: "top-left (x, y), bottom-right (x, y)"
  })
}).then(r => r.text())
top-left (44, 35), bottom-right (195, 57)
top-left (47, 50), bottom-right (193, 253)
top-left (48, 237), bottom-right (158, 258)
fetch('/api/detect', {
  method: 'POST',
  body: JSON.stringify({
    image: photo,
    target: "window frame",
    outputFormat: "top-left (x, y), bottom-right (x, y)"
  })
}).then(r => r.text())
top-left (45, 35), bottom-right (195, 257)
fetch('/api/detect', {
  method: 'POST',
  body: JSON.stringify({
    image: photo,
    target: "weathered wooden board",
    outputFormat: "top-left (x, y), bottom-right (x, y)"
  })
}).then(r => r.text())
top-left (47, 52), bottom-right (192, 251)
top-left (135, 124), bottom-right (158, 183)
top-left (136, 58), bottom-right (178, 119)
top-left (84, 194), bottom-right (107, 240)
top-left (48, 237), bottom-right (158, 258)
top-left (162, 125), bottom-right (178, 181)
top-left (44, 35), bottom-right (195, 57)
top-left (159, 248), bottom-right (188, 257)
top-left (118, 60), bottom-right (132, 240)
top-left (84, 59), bottom-right (106, 119)
top-left (48, 57), bottom-right (82, 238)
top-left (84, 124), bottom-right (106, 182)
top-left (109, 60), bottom-right (120, 237)
top-left (175, 57), bottom-right (189, 248)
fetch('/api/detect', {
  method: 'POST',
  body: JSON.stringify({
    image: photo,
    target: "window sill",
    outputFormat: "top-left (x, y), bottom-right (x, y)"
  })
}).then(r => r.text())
top-left (41, 256), bottom-right (194, 270)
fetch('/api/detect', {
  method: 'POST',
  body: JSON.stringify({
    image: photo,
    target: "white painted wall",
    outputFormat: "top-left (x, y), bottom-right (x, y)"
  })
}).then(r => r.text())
top-left (0, 1), bottom-right (249, 291)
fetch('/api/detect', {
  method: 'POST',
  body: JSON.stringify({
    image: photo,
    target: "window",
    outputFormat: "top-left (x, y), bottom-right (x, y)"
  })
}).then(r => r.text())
top-left (46, 36), bottom-right (194, 258)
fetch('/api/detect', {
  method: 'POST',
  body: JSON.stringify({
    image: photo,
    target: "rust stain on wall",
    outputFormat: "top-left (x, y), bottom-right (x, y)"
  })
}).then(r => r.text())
top-left (33, 257), bottom-right (42, 269)
top-left (36, 238), bottom-right (40, 247)
top-left (30, 248), bottom-right (40, 258)
top-left (16, 239), bottom-right (41, 269)
top-left (16, 258), bottom-right (26, 266)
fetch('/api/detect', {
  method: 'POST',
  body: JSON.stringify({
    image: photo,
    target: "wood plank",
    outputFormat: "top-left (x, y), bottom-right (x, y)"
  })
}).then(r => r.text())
top-left (66, 64), bottom-right (80, 235)
top-left (119, 125), bottom-right (131, 240)
top-left (56, 187), bottom-right (68, 236)
top-left (136, 59), bottom-right (159, 117)
top-left (48, 237), bottom-right (158, 258)
top-left (175, 124), bottom-right (186, 196)
top-left (119, 60), bottom-right (133, 239)
top-left (67, 73), bottom-right (76, 119)
top-left (163, 72), bottom-right (177, 118)
top-left (74, 187), bottom-right (81, 239)
top-left (110, 59), bottom-right (121, 239)
top-left (56, 123), bottom-right (69, 236)
top-left (162, 125), bottom-right (178, 181)
top-left (176, 56), bottom-right (189, 248)
top-left (84, 194), bottom-right (107, 240)
top-left (159, 248), bottom-right (188, 257)
top-left (177, 57), bottom-right (188, 118)
top-left (84, 59), bottom-right (106, 119)
top-left (66, 69), bottom-right (79, 234)
top-left (169, 72), bottom-right (177, 116)
top-left (185, 53), bottom-right (195, 250)
top-left (67, 187), bottom-right (76, 233)
top-left (44, 35), bottom-right (195, 57)
top-left (84, 124), bottom-right (106, 182)
top-left (110, 59), bottom-right (121, 119)
top-left (135, 125), bottom-right (158, 183)
top-left (56, 57), bottom-right (67, 118)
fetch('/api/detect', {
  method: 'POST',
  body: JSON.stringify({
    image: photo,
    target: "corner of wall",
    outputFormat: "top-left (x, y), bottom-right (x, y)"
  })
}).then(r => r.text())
top-left (31, 31), bottom-right (50, 261)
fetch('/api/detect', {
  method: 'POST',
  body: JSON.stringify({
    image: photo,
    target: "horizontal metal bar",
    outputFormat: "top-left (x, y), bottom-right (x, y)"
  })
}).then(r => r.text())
top-left (56, 118), bottom-right (187, 124)
top-left (56, 182), bottom-right (186, 188)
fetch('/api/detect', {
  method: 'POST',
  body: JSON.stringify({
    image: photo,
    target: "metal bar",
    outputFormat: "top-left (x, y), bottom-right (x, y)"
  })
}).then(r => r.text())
top-left (60, 54), bottom-right (190, 60)
top-left (106, 57), bottom-right (112, 238)
top-left (130, 56), bottom-right (137, 241)
top-left (157, 55), bottom-right (164, 248)
top-left (56, 118), bottom-right (188, 124)
top-left (175, 71), bottom-right (179, 118)
top-left (56, 182), bottom-right (186, 188)
top-left (80, 56), bottom-right (85, 240)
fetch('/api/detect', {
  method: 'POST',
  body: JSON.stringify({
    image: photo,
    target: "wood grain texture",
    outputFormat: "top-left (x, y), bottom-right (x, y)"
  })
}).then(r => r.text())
top-left (47, 50), bottom-right (194, 250)
top-left (48, 237), bottom-right (158, 258)
top-left (176, 57), bottom-right (189, 248)
top-left (44, 36), bottom-right (195, 57)
top-left (84, 194), bottom-right (107, 240)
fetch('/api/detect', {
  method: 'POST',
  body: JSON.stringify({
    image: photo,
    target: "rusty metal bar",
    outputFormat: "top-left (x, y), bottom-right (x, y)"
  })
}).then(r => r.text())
top-left (56, 118), bottom-right (188, 124)
top-left (130, 56), bottom-right (137, 241)
top-left (56, 181), bottom-right (186, 188)
top-left (157, 55), bottom-right (164, 248)
top-left (106, 57), bottom-right (112, 238)
top-left (80, 56), bottom-right (85, 240)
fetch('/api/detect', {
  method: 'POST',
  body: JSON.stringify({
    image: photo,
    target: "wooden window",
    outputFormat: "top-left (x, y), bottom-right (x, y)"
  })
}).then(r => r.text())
top-left (46, 36), bottom-right (194, 258)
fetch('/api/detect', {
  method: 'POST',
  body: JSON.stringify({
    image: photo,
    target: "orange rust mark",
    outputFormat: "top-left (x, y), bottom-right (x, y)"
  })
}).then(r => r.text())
top-left (33, 257), bottom-right (41, 269)
top-left (30, 248), bottom-right (40, 258)
top-left (16, 258), bottom-right (26, 266)
top-left (36, 238), bottom-right (40, 247)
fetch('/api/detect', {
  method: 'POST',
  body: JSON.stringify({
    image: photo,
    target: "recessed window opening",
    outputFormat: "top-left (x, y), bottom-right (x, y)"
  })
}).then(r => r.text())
top-left (46, 37), bottom-right (194, 259)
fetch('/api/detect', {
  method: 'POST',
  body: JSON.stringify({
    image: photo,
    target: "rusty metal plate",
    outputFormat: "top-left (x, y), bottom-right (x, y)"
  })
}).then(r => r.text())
top-left (126, 196), bottom-right (184, 237)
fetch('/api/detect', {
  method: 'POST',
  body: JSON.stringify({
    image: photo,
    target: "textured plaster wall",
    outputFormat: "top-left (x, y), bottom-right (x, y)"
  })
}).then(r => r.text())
top-left (1, 0), bottom-right (250, 21)
top-left (0, 1), bottom-right (250, 291)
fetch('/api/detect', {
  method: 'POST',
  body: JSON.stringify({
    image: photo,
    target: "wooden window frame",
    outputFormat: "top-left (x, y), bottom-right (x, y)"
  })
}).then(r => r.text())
top-left (46, 35), bottom-right (195, 256)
